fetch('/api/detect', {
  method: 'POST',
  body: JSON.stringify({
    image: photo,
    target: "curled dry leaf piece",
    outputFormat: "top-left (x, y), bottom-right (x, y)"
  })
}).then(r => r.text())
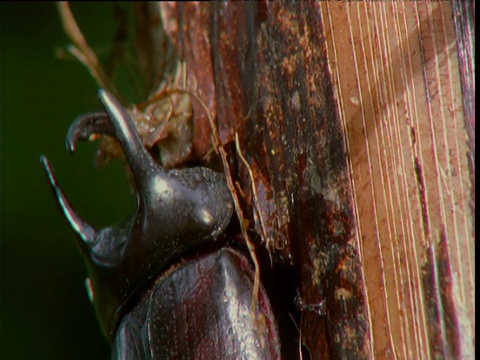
top-left (96, 84), bottom-right (194, 168)
top-left (57, 3), bottom-right (194, 168)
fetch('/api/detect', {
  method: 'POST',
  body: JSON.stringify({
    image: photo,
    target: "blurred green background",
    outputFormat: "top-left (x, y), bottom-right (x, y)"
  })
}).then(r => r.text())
top-left (1, 3), bottom-right (135, 359)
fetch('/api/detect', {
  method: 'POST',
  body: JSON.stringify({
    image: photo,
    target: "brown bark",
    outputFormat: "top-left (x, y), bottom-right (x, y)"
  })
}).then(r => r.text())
top-left (156, 2), bottom-right (474, 359)
top-left (160, 2), bottom-right (368, 358)
top-left (321, 3), bottom-right (474, 358)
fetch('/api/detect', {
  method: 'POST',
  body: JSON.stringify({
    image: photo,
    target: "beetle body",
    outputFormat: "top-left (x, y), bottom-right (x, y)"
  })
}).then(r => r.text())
top-left (41, 90), bottom-right (280, 359)
top-left (114, 248), bottom-right (279, 359)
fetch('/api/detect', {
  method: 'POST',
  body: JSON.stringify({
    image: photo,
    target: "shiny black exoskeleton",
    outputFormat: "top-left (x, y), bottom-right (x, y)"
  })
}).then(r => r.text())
top-left (41, 90), bottom-right (280, 359)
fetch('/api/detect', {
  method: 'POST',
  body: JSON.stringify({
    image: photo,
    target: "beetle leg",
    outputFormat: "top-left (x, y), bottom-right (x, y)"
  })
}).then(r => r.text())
top-left (66, 112), bottom-right (115, 153)
top-left (40, 155), bottom-right (96, 252)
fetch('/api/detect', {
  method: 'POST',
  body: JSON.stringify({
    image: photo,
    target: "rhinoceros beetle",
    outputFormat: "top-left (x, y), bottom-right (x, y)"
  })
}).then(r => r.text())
top-left (41, 89), bottom-right (281, 359)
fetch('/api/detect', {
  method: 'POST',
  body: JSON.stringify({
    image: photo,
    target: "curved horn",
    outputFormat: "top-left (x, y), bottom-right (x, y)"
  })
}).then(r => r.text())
top-left (66, 112), bottom-right (115, 153)
top-left (40, 155), bottom-right (96, 251)
top-left (97, 89), bottom-right (160, 191)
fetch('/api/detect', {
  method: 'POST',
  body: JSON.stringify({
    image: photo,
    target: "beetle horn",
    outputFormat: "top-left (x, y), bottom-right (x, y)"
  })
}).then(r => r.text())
top-left (97, 89), bottom-right (158, 191)
top-left (65, 112), bottom-right (115, 153)
top-left (40, 155), bottom-right (96, 249)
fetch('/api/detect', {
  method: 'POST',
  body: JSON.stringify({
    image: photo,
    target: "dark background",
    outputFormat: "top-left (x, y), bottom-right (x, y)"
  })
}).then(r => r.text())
top-left (1, 3), bottom-right (135, 359)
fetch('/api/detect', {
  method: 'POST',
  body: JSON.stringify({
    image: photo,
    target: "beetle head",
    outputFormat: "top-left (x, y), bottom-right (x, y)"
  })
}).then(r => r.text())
top-left (40, 89), bottom-right (233, 341)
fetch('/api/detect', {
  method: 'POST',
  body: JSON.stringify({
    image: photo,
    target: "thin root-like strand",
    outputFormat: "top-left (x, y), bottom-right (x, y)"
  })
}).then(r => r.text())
top-left (189, 91), bottom-right (261, 316)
